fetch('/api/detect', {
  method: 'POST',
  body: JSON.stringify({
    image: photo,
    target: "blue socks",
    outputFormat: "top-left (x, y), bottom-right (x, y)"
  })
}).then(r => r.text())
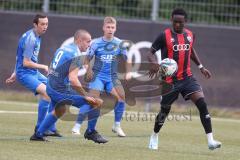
top-left (75, 101), bottom-right (125, 133)
top-left (48, 102), bottom-right (57, 132)
top-left (114, 101), bottom-right (125, 123)
top-left (86, 108), bottom-right (100, 133)
top-left (75, 104), bottom-right (100, 133)
top-left (37, 113), bottom-right (58, 137)
top-left (84, 101), bottom-right (125, 133)
top-left (36, 99), bottom-right (49, 129)
top-left (76, 104), bottom-right (92, 124)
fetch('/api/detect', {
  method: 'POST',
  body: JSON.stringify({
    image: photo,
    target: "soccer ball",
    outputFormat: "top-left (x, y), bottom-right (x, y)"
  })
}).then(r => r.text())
top-left (160, 58), bottom-right (178, 76)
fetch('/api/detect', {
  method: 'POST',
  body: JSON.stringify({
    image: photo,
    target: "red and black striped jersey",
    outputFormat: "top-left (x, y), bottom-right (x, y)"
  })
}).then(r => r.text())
top-left (151, 28), bottom-right (194, 83)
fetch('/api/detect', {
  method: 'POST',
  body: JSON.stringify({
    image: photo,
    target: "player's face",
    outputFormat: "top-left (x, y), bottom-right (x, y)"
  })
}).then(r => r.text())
top-left (103, 23), bottom-right (116, 39)
top-left (79, 34), bottom-right (91, 52)
top-left (34, 17), bottom-right (48, 35)
top-left (172, 15), bottom-right (185, 33)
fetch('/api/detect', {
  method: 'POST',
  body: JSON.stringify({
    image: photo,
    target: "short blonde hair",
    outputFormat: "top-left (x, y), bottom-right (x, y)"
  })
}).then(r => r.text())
top-left (103, 16), bottom-right (117, 25)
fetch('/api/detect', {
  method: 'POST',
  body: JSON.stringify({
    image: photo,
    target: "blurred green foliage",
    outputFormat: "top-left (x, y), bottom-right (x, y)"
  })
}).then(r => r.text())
top-left (0, 0), bottom-right (239, 26)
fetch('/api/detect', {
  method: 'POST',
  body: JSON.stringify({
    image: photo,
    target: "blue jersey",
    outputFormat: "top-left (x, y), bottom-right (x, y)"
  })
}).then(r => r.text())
top-left (87, 37), bottom-right (127, 81)
top-left (16, 29), bottom-right (41, 75)
top-left (48, 43), bottom-right (82, 93)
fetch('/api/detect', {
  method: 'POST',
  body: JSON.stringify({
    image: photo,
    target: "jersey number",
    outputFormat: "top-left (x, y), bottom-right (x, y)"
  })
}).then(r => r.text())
top-left (52, 50), bottom-right (64, 69)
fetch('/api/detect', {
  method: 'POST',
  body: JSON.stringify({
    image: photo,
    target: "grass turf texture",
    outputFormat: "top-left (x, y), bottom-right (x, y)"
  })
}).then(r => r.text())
top-left (0, 101), bottom-right (239, 160)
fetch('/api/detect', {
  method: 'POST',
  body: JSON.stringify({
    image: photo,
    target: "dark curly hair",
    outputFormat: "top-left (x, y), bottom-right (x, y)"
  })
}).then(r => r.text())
top-left (171, 8), bottom-right (187, 20)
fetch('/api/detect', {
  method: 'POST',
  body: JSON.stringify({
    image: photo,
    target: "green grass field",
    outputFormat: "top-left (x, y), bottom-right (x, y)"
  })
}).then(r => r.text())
top-left (0, 100), bottom-right (239, 160)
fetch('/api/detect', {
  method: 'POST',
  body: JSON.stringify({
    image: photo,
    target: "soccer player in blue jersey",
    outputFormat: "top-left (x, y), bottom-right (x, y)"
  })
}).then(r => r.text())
top-left (30, 29), bottom-right (107, 143)
top-left (5, 14), bottom-right (61, 137)
top-left (72, 17), bottom-right (131, 138)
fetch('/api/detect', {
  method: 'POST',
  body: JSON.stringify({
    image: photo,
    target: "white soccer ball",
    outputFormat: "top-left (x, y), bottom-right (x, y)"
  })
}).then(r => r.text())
top-left (160, 58), bottom-right (178, 76)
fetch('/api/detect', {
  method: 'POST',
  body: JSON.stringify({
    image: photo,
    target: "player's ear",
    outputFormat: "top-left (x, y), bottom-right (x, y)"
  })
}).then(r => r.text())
top-left (80, 38), bottom-right (83, 44)
top-left (77, 38), bottom-right (81, 45)
top-left (33, 22), bottom-right (37, 28)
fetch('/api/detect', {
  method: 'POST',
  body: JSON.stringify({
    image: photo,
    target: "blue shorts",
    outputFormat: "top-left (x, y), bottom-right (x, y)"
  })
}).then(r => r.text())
top-left (16, 72), bottom-right (47, 95)
top-left (88, 77), bottom-right (121, 93)
top-left (161, 76), bottom-right (202, 106)
top-left (46, 83), bottom-right (87, 108)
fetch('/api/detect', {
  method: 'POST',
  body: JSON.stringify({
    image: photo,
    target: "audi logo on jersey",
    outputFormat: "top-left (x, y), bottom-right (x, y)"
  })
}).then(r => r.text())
top-left (173, 44), bottom-right (190, 51)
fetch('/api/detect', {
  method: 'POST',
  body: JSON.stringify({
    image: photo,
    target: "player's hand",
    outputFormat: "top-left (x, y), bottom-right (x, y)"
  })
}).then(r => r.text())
top-left (42, 65), bottom-right (49, 73)
top-left (5, 72), bottom-right (16, 84)
top-left (84, 69), bottom-right (93, 82)
top-left (94, 98), bottom-right (103, 108)
top-left (200, 67), bottom-right (211, 79)
top-left (85, 96), bottom-right (103, 108)
top-left (148, 63), bottom-right (160, 78)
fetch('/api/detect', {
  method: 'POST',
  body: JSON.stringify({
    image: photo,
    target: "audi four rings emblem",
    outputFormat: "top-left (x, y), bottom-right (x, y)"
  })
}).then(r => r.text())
top-left (173, 44), bottom-right (190, 51)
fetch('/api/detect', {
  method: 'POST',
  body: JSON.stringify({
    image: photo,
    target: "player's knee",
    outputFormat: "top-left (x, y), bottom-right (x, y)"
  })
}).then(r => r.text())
top-left (37, 87), bottom-right (50, 101)
top-left (54, 105), bottom-right (67, 118)
top-left (40, 92), bottom-right (50, 101)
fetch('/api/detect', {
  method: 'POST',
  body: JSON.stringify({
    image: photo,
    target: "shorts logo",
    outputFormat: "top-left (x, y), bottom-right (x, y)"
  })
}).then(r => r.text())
top-left (173, 44), bottom-right (190, 51)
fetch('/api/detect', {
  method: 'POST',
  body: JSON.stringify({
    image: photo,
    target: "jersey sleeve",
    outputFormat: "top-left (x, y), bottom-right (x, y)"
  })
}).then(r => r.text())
top-left (23, 34), bottom-right (35, 59)
top-left (151, 32), bottom-right (165, 52)
top-left (86, 41), bottom-right (97, 60)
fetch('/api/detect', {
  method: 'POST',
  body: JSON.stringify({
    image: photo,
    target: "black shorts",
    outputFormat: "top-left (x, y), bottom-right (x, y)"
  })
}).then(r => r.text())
top-left (161, 76), bottom-right (202, 106)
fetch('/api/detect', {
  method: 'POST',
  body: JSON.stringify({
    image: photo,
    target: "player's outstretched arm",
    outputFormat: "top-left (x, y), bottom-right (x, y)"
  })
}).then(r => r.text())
top-left (191, 48), bottom-right (211, 79)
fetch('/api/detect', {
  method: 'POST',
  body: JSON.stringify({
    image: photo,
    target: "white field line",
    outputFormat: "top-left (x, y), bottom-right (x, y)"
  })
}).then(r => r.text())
top-left (0, 100), bottom-right (37, 107)
top-left (0, 110), bottom-right (37, 114)
top-left (0, 100), bottom-right (239, 123)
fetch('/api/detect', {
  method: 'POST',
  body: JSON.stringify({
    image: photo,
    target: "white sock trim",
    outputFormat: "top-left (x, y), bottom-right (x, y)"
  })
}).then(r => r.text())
top-left (207, 133), bottom-right (214, 143)
top-left (153, 132), bottom-right (159, 136)
top-left (74, 123), bottom-right (81, 129)
top-left (114, 122), bottom-right (121, 126)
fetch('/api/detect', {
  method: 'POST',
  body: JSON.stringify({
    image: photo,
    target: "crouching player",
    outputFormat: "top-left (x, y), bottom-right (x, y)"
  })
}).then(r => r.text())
top-left (30, 29), bottom-right (107, 143)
